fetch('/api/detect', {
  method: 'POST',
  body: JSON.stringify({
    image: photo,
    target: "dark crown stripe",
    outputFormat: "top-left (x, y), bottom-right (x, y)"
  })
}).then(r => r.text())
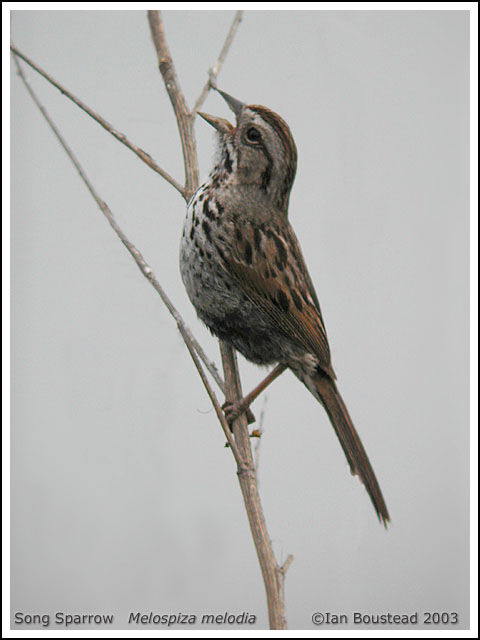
top-left (249, 105), bottom-right (297, 170)
top-left (249, 105), bottom-right (297, 209)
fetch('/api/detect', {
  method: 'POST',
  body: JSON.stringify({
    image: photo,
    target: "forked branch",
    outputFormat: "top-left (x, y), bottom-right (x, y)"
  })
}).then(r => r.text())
top-left (10, 44), bottom-right (185, 197)
top-left (193, 10), bottom-right (243, 115)
top-left (148, 11), bottom-right (199, 200)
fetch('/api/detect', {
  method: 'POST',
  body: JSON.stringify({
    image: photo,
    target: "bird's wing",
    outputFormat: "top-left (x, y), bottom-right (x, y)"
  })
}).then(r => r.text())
top-left (223, 219), bottom-right (334, 376)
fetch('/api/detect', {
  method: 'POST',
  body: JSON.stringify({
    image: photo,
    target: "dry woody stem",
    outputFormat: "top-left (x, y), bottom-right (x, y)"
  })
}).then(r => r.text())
top-left (193, 10), bottom-right (243, 115)
top-left (10, 44), bottom-right (185, 197)
top-left (147, 12), bottom-right (199, 201)
top-left (12, 10), bottom-right (293, 629)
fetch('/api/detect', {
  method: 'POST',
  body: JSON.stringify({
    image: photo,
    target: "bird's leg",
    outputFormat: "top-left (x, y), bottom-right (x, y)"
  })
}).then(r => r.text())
top-left (223, 364), bottom-right (287, 424)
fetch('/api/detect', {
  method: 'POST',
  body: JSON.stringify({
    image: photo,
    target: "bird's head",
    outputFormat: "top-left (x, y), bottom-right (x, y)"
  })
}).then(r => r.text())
top-left (199, 89), bottom-right (297, 212)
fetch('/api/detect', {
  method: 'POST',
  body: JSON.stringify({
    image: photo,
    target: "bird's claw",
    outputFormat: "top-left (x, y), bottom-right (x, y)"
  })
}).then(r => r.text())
top-left (222, 400), bottom-right (256, 425)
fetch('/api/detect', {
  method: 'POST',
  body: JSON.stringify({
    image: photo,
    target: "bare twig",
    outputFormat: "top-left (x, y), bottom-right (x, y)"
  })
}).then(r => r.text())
top-left (254, 394), bottom-right (268, 472)
top-left (10, 44), bottom-right (185, 197)
top-left (11, 52), bottom-right (224, 396)
top-left (147, 11), bottom-right (199, 201)
top-left (279, 554), bottom-right (294, 576)
top-left (220, 344), bottom-right (290, 629)
top-left (178, 324), bottom-right (245, 468)
top-left (277, 553), bottom-right (295, 614)
top-left (182, 328), bottom-right (225, 393)
top-left (193, 10), bottom-right (243, 115)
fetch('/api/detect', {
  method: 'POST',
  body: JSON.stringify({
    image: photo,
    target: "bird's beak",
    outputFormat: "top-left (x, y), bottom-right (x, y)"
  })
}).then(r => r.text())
top-left (215, 88), bottom-right (245, 119)
top-left (198, 89), bottom-right (245, 133)
top-left (198, 112), bottom-right (234, 135)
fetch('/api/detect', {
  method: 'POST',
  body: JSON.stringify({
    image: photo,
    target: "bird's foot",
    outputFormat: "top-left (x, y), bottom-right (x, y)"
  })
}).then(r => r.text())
top-left (222, 399), bottom-right (256, 425)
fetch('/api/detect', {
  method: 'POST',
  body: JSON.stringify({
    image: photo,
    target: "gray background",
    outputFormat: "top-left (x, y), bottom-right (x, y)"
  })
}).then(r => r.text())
top-left (11, 9), bottom-right (470, 631)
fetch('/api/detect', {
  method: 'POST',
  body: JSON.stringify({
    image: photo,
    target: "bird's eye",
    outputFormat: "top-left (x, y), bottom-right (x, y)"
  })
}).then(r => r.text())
top-left (245, 127), bottom-right (261, 143)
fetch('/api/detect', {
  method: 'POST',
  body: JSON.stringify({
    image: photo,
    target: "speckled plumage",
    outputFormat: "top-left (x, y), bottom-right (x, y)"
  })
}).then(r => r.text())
top-left (179, 91), bottom-right (389, 525)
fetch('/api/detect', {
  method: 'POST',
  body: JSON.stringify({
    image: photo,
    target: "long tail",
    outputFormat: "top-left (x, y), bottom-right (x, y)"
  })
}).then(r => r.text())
top-left (301, 370), bottom-right (390, 526)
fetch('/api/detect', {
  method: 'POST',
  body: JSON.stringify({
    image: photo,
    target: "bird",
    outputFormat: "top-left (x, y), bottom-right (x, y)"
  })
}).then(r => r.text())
top-left (179, 88), bottom-right (389, 525)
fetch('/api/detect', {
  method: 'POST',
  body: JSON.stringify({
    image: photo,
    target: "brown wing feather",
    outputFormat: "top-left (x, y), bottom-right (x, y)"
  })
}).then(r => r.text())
top-left (224, 220), bottom-right (334, 377)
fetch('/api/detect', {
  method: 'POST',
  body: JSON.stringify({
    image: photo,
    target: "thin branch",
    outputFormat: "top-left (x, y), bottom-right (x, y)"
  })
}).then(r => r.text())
top-left (178, 324), bottom-right (245, 468)
top-left (10, 44), bottom-right (185, 197)
top-left (279, 554), bottom-right (294, 576)
top-left (181, 327), bottom-right (225, 393)
top-left (277, 553), bottom-right (294, 617)
top-left (148, 11), bottom-right (199, 201)
top-left (192, 11), bottom-right (243, 115)
top-left (254, 394), bottom-right (268, 473)
top-left (220, 344), bottom-right (289, 630)
top-left (11, 51), bottom-right (225, 397)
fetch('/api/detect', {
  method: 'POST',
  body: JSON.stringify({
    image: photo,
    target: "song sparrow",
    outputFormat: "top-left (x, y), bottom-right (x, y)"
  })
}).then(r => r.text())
top-left (180, 89), bottom-right (389, 525)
